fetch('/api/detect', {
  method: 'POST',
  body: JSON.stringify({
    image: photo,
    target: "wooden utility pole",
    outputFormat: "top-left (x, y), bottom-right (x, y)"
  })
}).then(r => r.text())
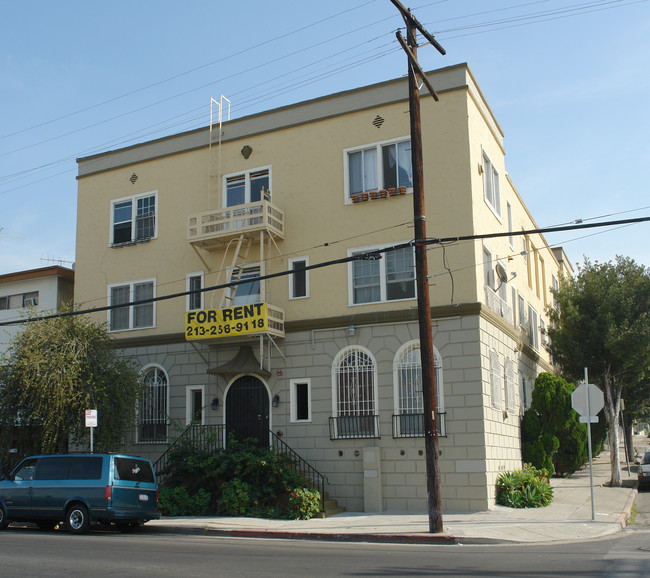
top-left (390, 0), bottom-right (446, 534)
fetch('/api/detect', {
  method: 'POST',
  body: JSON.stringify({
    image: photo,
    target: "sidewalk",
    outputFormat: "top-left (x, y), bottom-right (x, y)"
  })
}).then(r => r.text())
top-left (145, 440), bottom-right (644, 545)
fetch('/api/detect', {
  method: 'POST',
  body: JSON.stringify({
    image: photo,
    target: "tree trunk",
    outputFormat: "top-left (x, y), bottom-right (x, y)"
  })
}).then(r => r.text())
top-left (603, 375), bottom-right (622, 487)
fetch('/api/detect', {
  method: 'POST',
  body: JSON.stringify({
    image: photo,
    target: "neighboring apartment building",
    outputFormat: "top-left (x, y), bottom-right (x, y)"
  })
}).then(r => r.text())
top-left (75, 63), bottom-right (571, 512)
top-left (0, 266), bottom-right (74, 358)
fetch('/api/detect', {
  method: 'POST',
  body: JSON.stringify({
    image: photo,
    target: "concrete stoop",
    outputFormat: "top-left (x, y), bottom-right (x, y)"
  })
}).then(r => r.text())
top-left (317, 493), bottom-right (346, 518)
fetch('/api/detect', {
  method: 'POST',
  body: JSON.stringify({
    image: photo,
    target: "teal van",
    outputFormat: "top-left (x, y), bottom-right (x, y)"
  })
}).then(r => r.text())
top-left (0, 453), bottom-right (160, 533)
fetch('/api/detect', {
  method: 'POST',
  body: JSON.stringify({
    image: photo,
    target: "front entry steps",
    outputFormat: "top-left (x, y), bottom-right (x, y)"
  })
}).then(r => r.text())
top-left (316, 492), bottom-right (346, 518)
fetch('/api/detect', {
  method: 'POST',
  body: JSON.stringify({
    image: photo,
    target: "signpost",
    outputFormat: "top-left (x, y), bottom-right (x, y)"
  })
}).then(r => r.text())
top-left (571, 369), bottom-right (604, 521)
top-left (85, 409), bottom-right (97, 454)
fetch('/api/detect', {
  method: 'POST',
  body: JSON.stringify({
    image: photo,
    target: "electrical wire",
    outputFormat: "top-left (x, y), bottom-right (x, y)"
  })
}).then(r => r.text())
top-left (1, 215), bottom-right (647, 327)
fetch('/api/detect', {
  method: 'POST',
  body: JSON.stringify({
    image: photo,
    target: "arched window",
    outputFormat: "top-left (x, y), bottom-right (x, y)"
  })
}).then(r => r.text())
top-left (330, 347), bottom-right (378, 439)
top-left (393, 341), bottom-right (445, 437)
top-left (137, 365), bottom-right (168, 443)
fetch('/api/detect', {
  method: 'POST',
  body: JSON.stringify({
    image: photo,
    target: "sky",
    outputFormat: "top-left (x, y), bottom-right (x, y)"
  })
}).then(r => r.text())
top-left (1, 0), bottom-right (649, 276)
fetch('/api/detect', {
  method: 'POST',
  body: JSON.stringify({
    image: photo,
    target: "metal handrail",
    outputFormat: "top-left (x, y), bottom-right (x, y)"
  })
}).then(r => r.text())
top-left (269, 430), bottom-right (328, 511)
top-left (154, 424), bottom-right (328, 510)
top-left (153, 424), bottom-right (225, 482)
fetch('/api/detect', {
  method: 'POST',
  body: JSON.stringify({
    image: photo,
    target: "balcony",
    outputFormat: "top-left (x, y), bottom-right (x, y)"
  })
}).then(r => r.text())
top-left (329, 415), bottom-right (380, 440)
top-left (485, 286), bottom-right (513, 326)
top-left (392, 412), bottom-right (447, 438)
top-left (188, 200), bottom-right (285, 249)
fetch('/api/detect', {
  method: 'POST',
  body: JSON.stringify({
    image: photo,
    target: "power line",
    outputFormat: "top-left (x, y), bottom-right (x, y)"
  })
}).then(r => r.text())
top-left (0, 0), bottom-right (379, 143)
top-left (3, 0), bottom-right (644, 188)
top-left (2, 216), bottom-right (647, 328)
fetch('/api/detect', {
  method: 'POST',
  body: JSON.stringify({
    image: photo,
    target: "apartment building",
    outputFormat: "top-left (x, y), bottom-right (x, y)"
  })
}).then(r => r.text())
top-left (75, 63), bottom-right (570, 512)
top-left (0, 266), bottom-right (74, 358)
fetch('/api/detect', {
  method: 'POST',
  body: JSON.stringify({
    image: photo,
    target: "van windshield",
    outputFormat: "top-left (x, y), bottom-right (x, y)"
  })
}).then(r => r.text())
top-left (113, 457), bottom-right (155, 483)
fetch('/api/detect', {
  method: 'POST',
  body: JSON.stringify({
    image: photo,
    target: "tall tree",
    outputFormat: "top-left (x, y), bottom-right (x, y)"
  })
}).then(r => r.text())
top-left (0, 309), bottom-right (142, 456)
top-left (547, 256), bottom-right (650, 486)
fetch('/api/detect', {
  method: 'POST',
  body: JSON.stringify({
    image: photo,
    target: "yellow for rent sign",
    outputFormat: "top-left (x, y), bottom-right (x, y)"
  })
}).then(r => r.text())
top-left (185, 303), bottom-right (268, 340)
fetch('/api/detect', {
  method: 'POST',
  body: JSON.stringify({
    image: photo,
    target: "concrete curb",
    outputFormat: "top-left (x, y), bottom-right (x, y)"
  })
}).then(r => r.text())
top-left (617, 487), bottom-right (638, 529)
top-left (144, 524), bottom-right (457, 544)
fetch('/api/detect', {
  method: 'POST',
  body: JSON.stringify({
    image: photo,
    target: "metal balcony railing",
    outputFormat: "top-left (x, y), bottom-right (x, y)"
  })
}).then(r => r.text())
top-left (392, 412), bottom-right (447, 438)
top-left (329, 415), bottom-right (380, 440)
top-left (188, 200), bottom-right (285, 248)
top-left (485, 285), bottom-right (513, 325)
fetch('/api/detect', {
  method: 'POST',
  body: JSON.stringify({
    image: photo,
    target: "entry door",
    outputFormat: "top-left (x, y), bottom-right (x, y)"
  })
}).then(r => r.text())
top-left (225, 376), bottom-right (269, 447)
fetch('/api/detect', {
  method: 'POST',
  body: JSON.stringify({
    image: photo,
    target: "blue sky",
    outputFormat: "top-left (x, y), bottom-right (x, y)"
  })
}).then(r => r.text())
top-left (1, 0), bottom-right (649, 276)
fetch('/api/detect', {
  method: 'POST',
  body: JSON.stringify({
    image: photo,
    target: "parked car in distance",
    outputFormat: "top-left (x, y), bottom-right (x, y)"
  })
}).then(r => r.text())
top-left (638, 451), bottom-right (650, 490)
top-left (0, 453), bottom-right (160, 533)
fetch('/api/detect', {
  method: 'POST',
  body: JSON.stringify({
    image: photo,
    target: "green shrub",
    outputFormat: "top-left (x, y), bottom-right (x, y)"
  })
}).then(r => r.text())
top-left (496, 464), bottom-right (553, 508)
top-left (218, 478), bottom-right (252, 516)
top-left (521, 373), bottom-right (587, 476)
top-left (158, 486), bottom-right (211, 516)
top-left (287, 487), bottom-right (321, 520)
top-left (160, 436), bottom-right (321, 520)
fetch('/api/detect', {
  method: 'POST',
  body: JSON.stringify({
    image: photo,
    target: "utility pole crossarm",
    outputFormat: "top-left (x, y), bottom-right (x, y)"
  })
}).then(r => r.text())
top-left (388, 0), bottom-right (446, 55)
top-left (395, 31), bottom-right (439, 101)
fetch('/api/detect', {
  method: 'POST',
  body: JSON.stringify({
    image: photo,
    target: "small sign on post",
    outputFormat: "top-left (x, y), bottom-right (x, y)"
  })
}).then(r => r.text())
top-left (85, 409), bottom-right (97, 454)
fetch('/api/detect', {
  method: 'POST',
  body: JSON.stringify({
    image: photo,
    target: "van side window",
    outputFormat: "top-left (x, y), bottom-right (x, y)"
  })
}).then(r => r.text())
top-left (114, 457), bottom-right (155, 483)
top-left (13, 459), bottom-right (38, 481)
top-left (36, 457), bottom-right (73, 480)
top-left (70, 457), bottom-right (103, 480)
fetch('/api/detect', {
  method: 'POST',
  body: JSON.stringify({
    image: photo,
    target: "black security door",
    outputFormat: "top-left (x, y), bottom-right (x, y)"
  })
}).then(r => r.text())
top-left (225, 376), bottom-right (269, 447)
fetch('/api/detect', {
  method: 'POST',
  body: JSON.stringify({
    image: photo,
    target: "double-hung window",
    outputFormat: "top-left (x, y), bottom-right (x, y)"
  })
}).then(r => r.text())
top-left (528, 305), bottom-right (539, 349)
top-left (504, 358), bottom-right (516, 412)
top-left (111, 191), bottom-right (157, 245)
top-left (349, 245), bottom-right (415, 305)
top-left (482, 150), bottom-right (501, 218)
top-left (288, 257), bottom-right (309, 299)
top-left (490, 350), bottom-right (503, 409)
top-left (346, 139), bottom-right (412, 200)
top-left (230, 265), bottom-right (261, 306)
top-left (109, 279), bottom-right (155, 331)
top-left (225, 168), bottom-right (270, 207)
top-left (187, 272), bottom-right (204, 311)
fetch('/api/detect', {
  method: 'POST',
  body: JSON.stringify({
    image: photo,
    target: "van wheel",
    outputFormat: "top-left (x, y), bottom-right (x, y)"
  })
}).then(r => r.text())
top-left (66, 504), bottom-right (90, 534)
top-left (0, 505), bottom-right (8, 530)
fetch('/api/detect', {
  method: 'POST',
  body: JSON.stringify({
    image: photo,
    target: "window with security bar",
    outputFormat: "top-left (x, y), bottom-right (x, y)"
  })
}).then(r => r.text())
top-left (137, 366), bottom-right (168, 443)
top-left (393, 341), bottom-right (445, 437)
top-left (331, 347), bottom-right (378, 439)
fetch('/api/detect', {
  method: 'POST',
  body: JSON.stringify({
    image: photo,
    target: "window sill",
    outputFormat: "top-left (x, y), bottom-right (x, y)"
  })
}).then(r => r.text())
top-left (110, 237), bottom-right (153, 248)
